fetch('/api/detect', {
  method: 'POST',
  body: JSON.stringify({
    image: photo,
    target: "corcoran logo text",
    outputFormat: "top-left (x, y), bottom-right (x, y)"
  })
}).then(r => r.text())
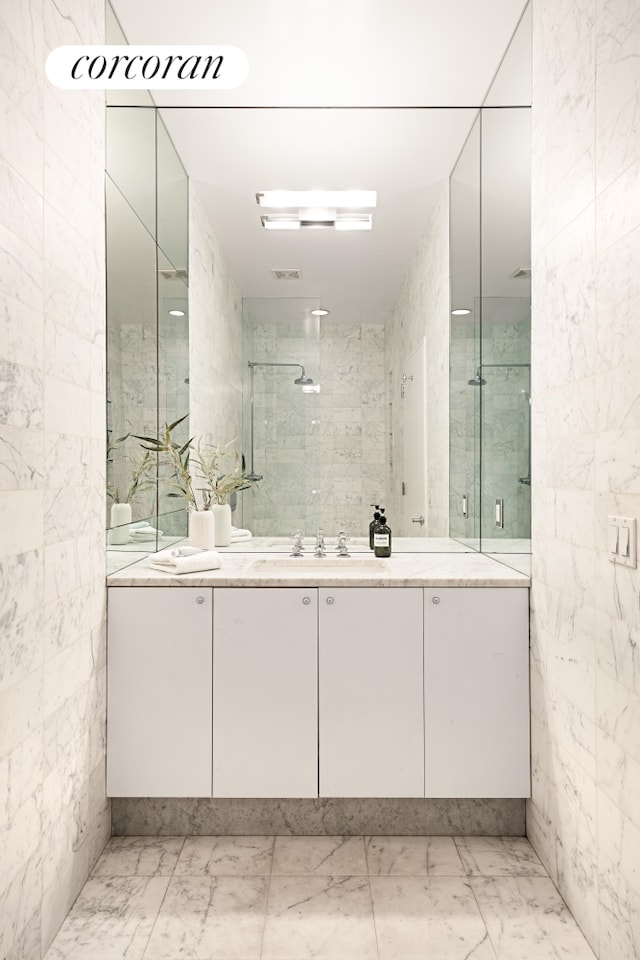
top-left (46, 45), bottom-right (249, 90)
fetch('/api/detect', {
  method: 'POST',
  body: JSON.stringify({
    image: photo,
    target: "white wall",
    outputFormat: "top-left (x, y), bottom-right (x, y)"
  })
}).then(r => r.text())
top-left (386, 183), bottom-right (450, 536)
top-left (528, 1), bottom-right (640, 957)
top-left (189, 184), bottom-right (243, 455)
top-left (0, 1), bottom-right (110, 956)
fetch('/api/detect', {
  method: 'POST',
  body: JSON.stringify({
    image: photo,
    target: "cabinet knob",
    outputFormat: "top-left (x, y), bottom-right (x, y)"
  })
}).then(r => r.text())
top-left (196, 596), bottom-right (205, 605)
top-left (302, 596), bottom-right (311, 605)
top-left (326, 596), bottom-right (335, 605)
top-left (432, 596), bottom-right (441, 604)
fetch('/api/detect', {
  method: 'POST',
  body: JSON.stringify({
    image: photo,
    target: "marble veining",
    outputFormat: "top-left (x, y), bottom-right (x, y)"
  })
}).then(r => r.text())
top-left (44, 835), bottom-right (597, 960)
top-left (529, 2), bottom-right (640, 957)
top-left (107, 548), bottom-right (530, 588)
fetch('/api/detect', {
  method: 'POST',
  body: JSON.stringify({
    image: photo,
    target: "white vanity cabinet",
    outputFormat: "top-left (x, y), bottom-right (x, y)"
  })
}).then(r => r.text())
top-left (212, 588), bottom-right (318, 797)
top-left (424, 586), bottom-right (530, 798)
top-left (106, 580), bottom-right (530, 800)
top-left (107, 586), bottom-right (213, 797)
top-left (318, 587), bottom-right (424, 797)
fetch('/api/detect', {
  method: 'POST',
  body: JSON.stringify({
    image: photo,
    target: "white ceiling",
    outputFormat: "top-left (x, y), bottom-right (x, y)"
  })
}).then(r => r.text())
top-left (110, 1), bottom-right (530, 326)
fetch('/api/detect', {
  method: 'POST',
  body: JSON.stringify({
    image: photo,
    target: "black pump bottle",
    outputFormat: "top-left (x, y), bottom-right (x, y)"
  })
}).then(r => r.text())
top-left (369, 505), bottom-right (381, 550)
top-left (373, 512), bottom-right (392, 558)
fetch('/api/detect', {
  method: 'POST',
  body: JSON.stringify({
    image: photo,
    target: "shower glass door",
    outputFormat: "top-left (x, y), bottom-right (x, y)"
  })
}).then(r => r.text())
top-left (242, 298), bottom-right (322, 538)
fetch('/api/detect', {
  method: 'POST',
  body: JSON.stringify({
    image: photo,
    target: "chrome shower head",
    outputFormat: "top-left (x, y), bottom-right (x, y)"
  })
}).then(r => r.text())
top-left (294, 368), bottom-right (314, 385)
top-left (468, 368), bottom-right (487, 386)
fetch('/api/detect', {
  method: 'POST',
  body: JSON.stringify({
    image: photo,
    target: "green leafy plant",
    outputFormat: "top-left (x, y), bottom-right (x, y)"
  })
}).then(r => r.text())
top-left (135, 416), bottom-right (258, 510)
top-left (107, 432), bottom-right (156, 505)
top-left (194, 440), bottom-right (257, 507)
top-left (136, 414), bottom-right (197, 510)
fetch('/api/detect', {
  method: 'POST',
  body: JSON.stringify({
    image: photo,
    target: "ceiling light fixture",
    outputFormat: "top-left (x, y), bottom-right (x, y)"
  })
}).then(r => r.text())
top-left (168, 309), bottom-right (185, 316)
top-left (262, 217), bottom-right (301, 231)
top-left (257, 190), bottom-right (377, 209)
top-left (261, 214), bottom-right (372, 231)
top-left (335, 215), bottom-right (372, 231)
top-left (310, 308), bottom-right (330, 317)
top-left (451, 308), bottom-right (471, 315)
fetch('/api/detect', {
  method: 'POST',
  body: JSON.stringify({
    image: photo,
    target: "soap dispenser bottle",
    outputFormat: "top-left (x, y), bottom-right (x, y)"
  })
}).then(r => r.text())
top-left (369, 505), bottom-right (381, 550)
top-left (374, 511), bottom-right (392, 558)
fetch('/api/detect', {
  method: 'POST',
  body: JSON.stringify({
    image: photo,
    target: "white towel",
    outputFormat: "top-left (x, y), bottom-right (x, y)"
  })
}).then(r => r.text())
top-left (149, 546), bottom-right (222, 574)
top-left (231, 527), bottom-right (252, 542)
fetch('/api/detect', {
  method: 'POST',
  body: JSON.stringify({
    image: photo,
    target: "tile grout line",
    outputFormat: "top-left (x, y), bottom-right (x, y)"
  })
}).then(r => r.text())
top-left (257, 835), bottom-right (276, 960)
top-left (139, 835), bottom-right (187, 960)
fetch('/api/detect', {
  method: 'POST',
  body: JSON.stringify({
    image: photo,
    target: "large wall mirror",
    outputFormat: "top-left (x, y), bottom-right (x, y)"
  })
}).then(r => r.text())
top-left (105, 4), bottom-right (531, 569)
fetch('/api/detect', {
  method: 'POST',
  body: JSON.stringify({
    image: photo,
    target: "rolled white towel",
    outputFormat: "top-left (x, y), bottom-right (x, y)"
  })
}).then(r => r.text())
top-left (149, 546), bottom-right (222, 574)
top-left (231, 527), bottom-right (252, 541)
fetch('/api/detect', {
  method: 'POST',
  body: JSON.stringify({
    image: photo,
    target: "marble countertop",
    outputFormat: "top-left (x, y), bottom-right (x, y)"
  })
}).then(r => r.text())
top-left (107, 550), bottom-right (530, 588)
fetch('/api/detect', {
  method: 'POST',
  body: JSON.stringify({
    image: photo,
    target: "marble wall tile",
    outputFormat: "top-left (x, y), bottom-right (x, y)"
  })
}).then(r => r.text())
top-left (0, 2), bottom-right (109, 957)
top-left (529, 2), bottom-right (640, 956)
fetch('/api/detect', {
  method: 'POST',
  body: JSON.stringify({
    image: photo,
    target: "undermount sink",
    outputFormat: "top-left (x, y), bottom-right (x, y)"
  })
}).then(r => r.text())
top-left (248, 556), bottom-right (390, 572)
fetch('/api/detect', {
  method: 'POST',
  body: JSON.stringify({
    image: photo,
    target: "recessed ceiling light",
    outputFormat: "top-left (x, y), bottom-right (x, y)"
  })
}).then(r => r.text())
top-left (311, 308), bottom-right (330, 317)
top-left (451, 308), bottom-right (471, 315)
top-left (257, 190), bottom-right (377, 208)
top-left (169, 309), bottom-right (185, 316)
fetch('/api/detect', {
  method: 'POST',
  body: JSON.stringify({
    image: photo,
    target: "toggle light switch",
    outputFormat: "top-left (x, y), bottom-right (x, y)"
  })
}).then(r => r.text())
top-left (608, 516), bottom-right (637, 568)
top-left (608, 523), bottom-right (619, 555)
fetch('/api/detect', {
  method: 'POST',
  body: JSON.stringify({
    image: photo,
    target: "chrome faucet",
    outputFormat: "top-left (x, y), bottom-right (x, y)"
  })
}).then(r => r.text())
top-left (314, 528), bottom-right (326, 558)
top-left (290, 530), bottom-right (304, 557)
top-left (335, 531), bottom-right (351, 557)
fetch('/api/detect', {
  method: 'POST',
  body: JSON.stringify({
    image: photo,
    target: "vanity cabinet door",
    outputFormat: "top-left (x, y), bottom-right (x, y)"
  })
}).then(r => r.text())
top-left (212, 587), bottom-right (318, 798)
top-left (107, 587), bottom-right (213, 797)
top-left (319, 587), bottom-right (424, 797)
top-left (424, 587), bottom-right (530, 798)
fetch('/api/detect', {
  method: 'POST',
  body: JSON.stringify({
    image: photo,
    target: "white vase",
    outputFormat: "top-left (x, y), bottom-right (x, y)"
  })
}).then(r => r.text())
top-left (188, 509), bottom-right (216, 549)
top-left (211, 503), bottom-right (232, 546)
top-left (109, 502), bottom-right (132, 545)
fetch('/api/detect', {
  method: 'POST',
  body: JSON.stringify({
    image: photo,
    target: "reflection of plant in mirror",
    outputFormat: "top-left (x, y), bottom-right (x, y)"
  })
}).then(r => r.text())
top-left (135, 417), bottom-right (258, 510)
top-left (107, 449), bottom-right (156, 505)
top-left (136, 415), bottom-right (197, 510)
top-left (195, 440), bottom-right (257, 507)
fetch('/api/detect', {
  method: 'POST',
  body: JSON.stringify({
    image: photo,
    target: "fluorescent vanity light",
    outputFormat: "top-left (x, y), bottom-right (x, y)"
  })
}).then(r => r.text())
top-left (257, 190), bottom-right (377, 209)
top-left (335, 215), bottom-right (372, 231)
top-left (261, 216), bottom-right (301, 231)
top-left (451, 308), bottom-right (471, 315)
top-left (168, 309), bottom-right (185, 316)
top-left (310, 308), bottom-right (330, 317)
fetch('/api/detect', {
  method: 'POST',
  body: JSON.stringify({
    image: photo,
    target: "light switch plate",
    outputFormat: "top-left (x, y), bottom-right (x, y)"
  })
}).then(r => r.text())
top-left (608, 516), bottom-right (637, 568)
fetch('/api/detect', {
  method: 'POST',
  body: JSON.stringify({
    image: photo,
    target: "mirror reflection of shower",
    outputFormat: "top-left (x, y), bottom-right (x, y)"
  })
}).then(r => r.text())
top-left (247, 360), bottom-right (318, 481)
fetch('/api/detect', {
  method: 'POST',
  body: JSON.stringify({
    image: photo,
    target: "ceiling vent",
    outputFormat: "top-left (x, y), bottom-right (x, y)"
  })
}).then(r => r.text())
top-left (271, 268), bottom-right (301, 281)
top-left (158, 268), bottom-right (189, 281)
top-left (509, 266), bottom-right (532, 279)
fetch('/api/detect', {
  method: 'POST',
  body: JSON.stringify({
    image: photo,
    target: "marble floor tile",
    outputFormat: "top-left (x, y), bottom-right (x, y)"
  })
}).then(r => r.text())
top-left (262, 875), bottom-right (377, 960)
top-left (370, 877), bottom-right (498, 960)
top-left (365, 836), bottom-right (465, 876)
top-left (44, 876), bottom-right (169, 960)
top-left (271, 836), bottom-right (367, 876)
top-left (455, 837), bottom-right (548, 877)
top-left (174, 836), bottom-right (274, 877)
top-left (471, 877), bottom-right (597, 959)
top-left (144, 876), bottom-right (269, 960)
top-left (91, 837), bottom-right (185, 877)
